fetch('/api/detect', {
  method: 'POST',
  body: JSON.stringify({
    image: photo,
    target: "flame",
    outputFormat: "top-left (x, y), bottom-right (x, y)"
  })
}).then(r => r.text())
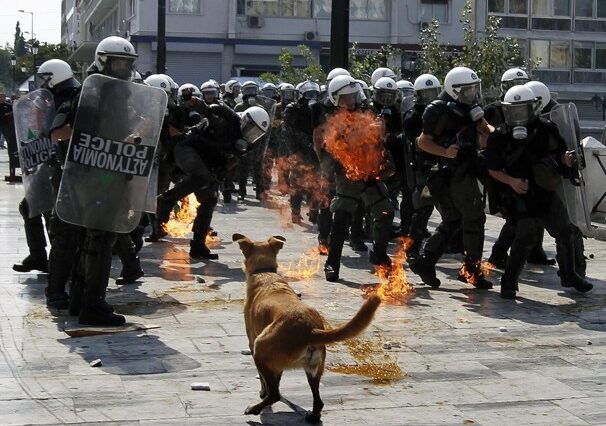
top-left (318, 244), bottom-right (329, 256)
top-left (274, 154), bottom-right (330, 209)
top-left (161, 194), bottom-right (199, 237)
top-left (363, 236), bottom-right (415, 305)
top-left (458, 260), bottom-right (493, 285)
top-left (205, 230), bottom-right (221, 247)
top-left (280, 247), bottom-right (322, 281)
top-left (323, 109), bottom-right (387, 181)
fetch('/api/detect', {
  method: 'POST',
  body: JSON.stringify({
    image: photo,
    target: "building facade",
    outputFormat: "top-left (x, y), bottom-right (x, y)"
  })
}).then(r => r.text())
top-left (65, 0), bottom-right (468, 85)
top-left (479, 0), bottom-right (606, 101)
top-left (62, 0), bottom-right (606, 106)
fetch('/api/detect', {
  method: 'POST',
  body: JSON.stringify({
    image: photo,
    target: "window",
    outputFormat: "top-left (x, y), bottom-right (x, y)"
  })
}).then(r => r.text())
top-left (550, 41), bottom-right (570, 68)
top-left (596, 44), bottom-right (606, 69)
top-left (509, 0), bottom-right (527, 13)
top-left (247, 0), bottom-right (311, 17)
top-left (488, 0), bottom-right (505, 13)
top-left (169, 0), bottom-right (200, 14)
top-left (574, 42), bottom-right (592, 69)
top-left (128, 0), bottom-right (136, 17)
top-left (575, 0), bottom-right (593, 17)
top-left (311, 0), bottom-right (387, 20)
top-left (530, 39), bottom-right (550, 68)
top-left (420, 0), bottom-right (448, 23)
top-left (532, 0), bottom-right (569, 16)
top-left (599, 1), bottom-right (606, 17)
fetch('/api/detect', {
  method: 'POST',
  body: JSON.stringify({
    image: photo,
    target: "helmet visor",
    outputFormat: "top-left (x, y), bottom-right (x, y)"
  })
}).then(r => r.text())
top-left (374, 89), bottom-right (398, 106)
top-left (337, 91), bottom-right (362, 109)
top-left (415, 87), bottom-right (441, 105)
top-left (501, 78), bottom-right (529, 94)
top-left (261, 88), bottom-right (278, 98)
top-left (453, 82), bottom-right (482, 105)
top-left (502, 102), bottom-right (537, 126)
top-left (202, 88), bottom-right (219, 102)
top-left (241, 114), bottom-right (266, 144)
top-left (242, 85), bottom-right (259, 97)
top-left (105, 57), bottom-right (136, 80)
top-left (281, 88), bottom-right (297, 103)
top-left (36, 72), bottom-right (53, 89)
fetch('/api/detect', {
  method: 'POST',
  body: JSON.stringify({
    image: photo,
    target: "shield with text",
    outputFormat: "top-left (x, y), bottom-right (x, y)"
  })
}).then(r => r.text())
top-left (56, 74), bottom-right (167, 232)
top-left (13, 89), bottom-right (56, 217)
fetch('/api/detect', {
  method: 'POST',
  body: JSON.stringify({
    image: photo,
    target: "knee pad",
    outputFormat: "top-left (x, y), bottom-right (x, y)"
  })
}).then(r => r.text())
top-left (18, 198), bottom-right (29, 218)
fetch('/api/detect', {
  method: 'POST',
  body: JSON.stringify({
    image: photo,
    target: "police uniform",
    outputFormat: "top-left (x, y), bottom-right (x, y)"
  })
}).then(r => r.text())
top-left (318, 106), bottom-right (395, 280)
top-left (485, 119), bottom-right (593, 298)
top-left (158, 103), bottom-right (243, 259)
top-left (410, 92), bottom-right (492, 289)
top-left (402, 103), bottom-right (435, 259)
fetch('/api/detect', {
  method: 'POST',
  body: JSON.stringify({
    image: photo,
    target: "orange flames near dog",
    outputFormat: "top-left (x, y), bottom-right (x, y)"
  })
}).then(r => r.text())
top-left (323, 109), bottom-right (386, 181)
top-left (363, 236), bottom-right (415, 305)
top-left (280, 247), bottom-right (322, 281)
top-left (458, 260), bottom-right (495, 285)
top-left (161, 194), bottom-right (221, 246)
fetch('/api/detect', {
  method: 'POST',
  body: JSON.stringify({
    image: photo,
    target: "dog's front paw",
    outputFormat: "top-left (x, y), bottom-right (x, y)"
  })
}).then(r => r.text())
top-left (245, 404), bottom-right (263, 415)
top-left (305, 411), bottom-right (321, 423)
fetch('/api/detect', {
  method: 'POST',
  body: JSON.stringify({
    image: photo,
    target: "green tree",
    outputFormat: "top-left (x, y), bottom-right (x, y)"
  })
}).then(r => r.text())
top-left (14, 21), bottom-right (26, 57)
top-left (348, 43), bottom-right (402, 82)
top-left (417, 0), bottom-right (540, 101)
top-left (260, 44), bottom-right (326, 84)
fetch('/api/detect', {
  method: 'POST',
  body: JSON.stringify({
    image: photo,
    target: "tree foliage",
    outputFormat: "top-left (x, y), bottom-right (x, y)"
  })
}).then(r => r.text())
top-left (417, 0), bottom-right (539, 100)
top-left (14, 21), bottom-right (27, 57)
top-left (348, 43), bottom-right (402, 82)
top-left (260, 44), bottom-right (326, 84)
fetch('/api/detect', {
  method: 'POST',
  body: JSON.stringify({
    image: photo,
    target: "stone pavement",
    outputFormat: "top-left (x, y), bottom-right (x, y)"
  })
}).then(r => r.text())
top-left (2, 155), bottom-right (606, 426)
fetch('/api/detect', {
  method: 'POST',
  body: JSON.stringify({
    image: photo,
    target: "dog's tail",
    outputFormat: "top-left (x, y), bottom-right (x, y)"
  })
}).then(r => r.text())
top-left (309, 295), bottom-right (381, 345)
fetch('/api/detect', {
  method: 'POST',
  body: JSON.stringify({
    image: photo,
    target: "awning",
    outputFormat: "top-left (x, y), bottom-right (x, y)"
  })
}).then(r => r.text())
top-left (68, 41), bottom-right (98, 64)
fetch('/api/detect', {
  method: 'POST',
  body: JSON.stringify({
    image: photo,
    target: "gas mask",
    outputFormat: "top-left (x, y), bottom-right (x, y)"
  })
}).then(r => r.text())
top-left (502, 102), bottom-right (537, 140)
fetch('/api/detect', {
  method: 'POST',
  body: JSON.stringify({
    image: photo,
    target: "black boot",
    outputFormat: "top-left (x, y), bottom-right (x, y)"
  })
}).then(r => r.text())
top-left (457, 257), bottom-right (493, 290)
top-left (557, 237), bottom-right (593, 293)
top-left (116, 262), bottom-right (144, 285)
top-left (526, 246), bottom-right (556, 266)
top-left (500, 279), bottom-right (518, 299)
top-left (46, 288), bottom-right (70, 310)
top-left (324, 264), bottom-right (339, 282)
top-left (350, 239), bottom-right (368, 252)
top-left (79, 300), bottom-right (125, 326)
top-left (115, 234), bottom-right (144, 284)
top-left (190, 240), bottom-right (218, 260)
top-left (410, 253), bottom-right (440, 288)
top-left (12, 251), bottom-right (48, 273)
top-left (369, 250), bottom-right (391, 268)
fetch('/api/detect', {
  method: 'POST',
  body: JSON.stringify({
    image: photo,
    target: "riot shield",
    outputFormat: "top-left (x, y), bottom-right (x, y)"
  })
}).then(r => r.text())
top-left (13, 89), bottom-right (56, 218)
top-left (550, 103), bottom-right (593, 234)
top-left (56, 74), bottom-right (168, 233)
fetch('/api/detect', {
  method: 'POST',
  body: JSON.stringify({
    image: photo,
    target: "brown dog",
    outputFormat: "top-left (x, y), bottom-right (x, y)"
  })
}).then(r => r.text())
top-left (232, 233), bottom-right (381, 423)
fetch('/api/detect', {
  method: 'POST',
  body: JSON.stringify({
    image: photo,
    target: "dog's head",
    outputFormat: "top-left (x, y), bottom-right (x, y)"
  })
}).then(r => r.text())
top-left (232, 233), bottom-right (286, 276)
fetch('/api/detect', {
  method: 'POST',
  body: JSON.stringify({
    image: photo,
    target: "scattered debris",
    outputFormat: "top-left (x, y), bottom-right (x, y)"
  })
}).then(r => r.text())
top-left (499, 327), bottom-right (508, 333)
top-left (191, 382), bottom-right (211, 391)
top-left (89, 359), bottom-right (102, 367)
top-left (587, 340), bottom-right (593, 346)
top-left (196, 276), bottom-right (206, 283)
top-left (589, 254), bottom-right (595, 259)
top-left (383, 342), bottom-right (392, 350)
top-left (296, 292), bottom-right (302, 299)
top-left (241, 349), bottom-right (252, 355)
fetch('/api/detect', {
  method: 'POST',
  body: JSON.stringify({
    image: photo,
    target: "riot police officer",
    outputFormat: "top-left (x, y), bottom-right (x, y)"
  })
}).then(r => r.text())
top-left (410, 66), bottom-right (493, 289)
top-left (485, 86), bottom-right (593, 299)
top-left (223, 80), bottom-right (241, 109)
top-left (318, 75), bottom-right (395, 281)
top-left (20, 60), bottom-right (81, 309)
top-left (282, 80), bottom-right (321, 223)
top-left (403, 74), bottom-right (441, 259)
top-left (57, 36), bottom-right (141, 325)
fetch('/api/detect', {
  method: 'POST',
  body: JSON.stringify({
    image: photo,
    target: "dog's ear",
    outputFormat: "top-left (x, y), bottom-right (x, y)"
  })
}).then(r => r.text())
top-left (268, 236), bottom-right (285, 252)
top-left (232, 233), bottom-right (254, 257)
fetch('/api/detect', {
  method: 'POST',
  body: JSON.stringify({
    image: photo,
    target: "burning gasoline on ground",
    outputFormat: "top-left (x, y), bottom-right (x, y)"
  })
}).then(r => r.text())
top-left (363, 236), bottom-right (415, 305)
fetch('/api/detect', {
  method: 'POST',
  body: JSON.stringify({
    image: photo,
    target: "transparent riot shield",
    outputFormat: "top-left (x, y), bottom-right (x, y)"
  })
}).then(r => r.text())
top-left (56, 74), bottom-right (168, 233)
top-left (13, 89), bottom-right (55, 218)
top-left (550, 103), bottom-right (593, 234)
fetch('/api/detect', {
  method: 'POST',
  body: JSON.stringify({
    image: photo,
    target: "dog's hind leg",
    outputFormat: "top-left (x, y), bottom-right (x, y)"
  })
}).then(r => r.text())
top-left (245, 347), bottom-right (282, 415)
top-left (304, 348), bottom-right (326, 423)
